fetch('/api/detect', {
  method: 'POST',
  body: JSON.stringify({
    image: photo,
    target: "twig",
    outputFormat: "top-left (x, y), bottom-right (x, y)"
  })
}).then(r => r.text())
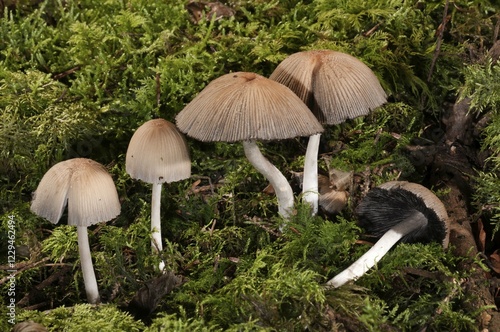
top-left (155, 72), bottom-right (161, 108)
top-left (244, 215), bottom-right (281, 237)
top-left (427, 0), bottom-right (450, 82)
top-left (17, 264), bottom-right (73, 307)
top-left (493, 15), bottom-right (500, 44)
top-left (0, 257), bottom-right (51, 286)
top-left (363, 23), bottom-right (381, 37)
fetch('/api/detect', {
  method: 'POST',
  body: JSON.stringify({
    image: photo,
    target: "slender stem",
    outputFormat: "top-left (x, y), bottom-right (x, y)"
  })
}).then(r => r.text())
top-left (151, 182), bottom-right (163, 253)
top-left (243, 140), bottom-right (294, 219)
top-left (302, 133), bottom-right (321, 215)
top-left (151, 182), bottom-right (166, 271)
top-left (77, 225), bottom-right (100, 304)
top-left (326, 211), bottom-right (428, 288)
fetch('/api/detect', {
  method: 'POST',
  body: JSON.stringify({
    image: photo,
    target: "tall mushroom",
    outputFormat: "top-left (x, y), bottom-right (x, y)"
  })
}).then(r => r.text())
top-left (270, 50), bottom-right (387, 214)
top-left (175, 72), bottom-right (324, 219)
top-left (126, 119), bottom-right (191, 270)
top-left (30, 158), bottom-right (121, 304)
top-left (326, 181), bottom-right (450, 288)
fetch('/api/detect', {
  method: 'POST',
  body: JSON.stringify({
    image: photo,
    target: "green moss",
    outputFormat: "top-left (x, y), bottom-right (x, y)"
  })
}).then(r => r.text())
top-left (1, 0), bottom-right (496, 330)
top-left (17, 304), bottom-right (146, 331)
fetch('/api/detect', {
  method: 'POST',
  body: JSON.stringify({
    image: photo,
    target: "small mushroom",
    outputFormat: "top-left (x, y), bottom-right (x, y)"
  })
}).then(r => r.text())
top-left (126, 119), bottom-right (191, 270)
top-left (326, 181), bottom-right (450, 288)
top-left (176, 72), bottom-right (323, 219)
top-left (270, 50), bottom-right (387, 214)
top-left (30, 158), bottom-right (121, 304)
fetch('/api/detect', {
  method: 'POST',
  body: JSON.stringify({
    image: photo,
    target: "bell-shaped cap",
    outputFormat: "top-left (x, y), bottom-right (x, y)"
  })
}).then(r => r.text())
top-left (126, 119), bottom-right (191, 184)
top-left (31, 158), bottom-right (121, 227)
top-left (270, 50), bottom-right (387, 124)
top-left (175, 72), bottom-right (324, 142)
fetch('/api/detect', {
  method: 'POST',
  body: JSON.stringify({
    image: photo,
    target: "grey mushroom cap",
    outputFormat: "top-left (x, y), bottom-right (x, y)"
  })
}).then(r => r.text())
top-left (175, 71), bottom-right (324, 142)
top-left (126, 119), bottom-right (191, 184)
top-left (30, 158), bottom-right (121, 227)
top-left (270, 50), bottom-right (387, 124)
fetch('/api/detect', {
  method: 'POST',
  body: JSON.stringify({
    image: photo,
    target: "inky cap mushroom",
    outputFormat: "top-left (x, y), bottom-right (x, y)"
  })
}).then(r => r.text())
top-left (126, 119), bottom-right (191, 270)
top-left (31, 158), bottom-right (121, 304)
top-left (176, 72), bottom-right (323, 219)
top-left (326, 181), bottom-right (449, 288)
top-left (270, 50), bottom-right (387, 215)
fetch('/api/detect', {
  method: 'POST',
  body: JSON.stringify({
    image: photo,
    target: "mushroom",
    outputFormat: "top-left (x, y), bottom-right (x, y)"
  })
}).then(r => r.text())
top-left (126, 119), bottom-right (191, 270)
top-left (175, 71), bottom-right (324, 219)
top-left (270, 50), bottom-right (387, 214)
top-left (30, 158), bottom-right (121, 304)
top-left (325, 181), bottom-right (450, 288)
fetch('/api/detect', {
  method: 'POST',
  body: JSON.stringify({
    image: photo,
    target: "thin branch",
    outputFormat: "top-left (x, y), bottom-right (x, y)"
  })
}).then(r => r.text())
top-left (0, 257), bottom-right (51, 286)
top-left (427, 0), bottom-right (450, 82)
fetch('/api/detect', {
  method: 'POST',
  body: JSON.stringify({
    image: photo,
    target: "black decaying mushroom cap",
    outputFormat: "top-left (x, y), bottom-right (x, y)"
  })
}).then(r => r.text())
top-left (355, 187), bottom-right (447, 245)
top-left (175, 71), bottom-right (324, 142)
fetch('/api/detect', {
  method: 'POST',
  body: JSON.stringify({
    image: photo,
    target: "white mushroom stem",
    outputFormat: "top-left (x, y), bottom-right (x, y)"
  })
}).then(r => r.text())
top-left (326, 211), bottom-right (428, 288)
top-left (151, 182), bottom-right (166, 271)
top-left (302, 133), bottom-right (321, 215)
top-left (77, 225), bottom-right (100, 304)
top-left (243, 140), bottom-right (294, 219)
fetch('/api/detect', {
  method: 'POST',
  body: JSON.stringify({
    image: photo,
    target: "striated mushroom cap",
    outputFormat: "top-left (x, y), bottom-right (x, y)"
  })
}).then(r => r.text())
top-left (270, 50), bottom-right (387, 124)
top-left (175, 72), bottom-right (324, 142)
top-left (356, 181), bottom-right (450, 248)
top-left (31, 158), bottom-right (121, 227)
top-left (126, 119), bottom-right (191, 184)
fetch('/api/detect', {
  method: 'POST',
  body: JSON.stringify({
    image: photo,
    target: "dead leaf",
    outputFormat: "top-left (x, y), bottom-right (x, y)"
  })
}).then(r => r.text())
top-left (489, 250), bottom-right (500, 274)
top-left (262, 183), bottom-right (275, 195)
top-left (186, 1), bottom-right (235, 24)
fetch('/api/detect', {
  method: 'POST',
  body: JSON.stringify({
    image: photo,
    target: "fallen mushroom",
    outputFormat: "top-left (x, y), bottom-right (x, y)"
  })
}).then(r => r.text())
top-left (326, 181), bottom-right (450, 288)
top-left (30, 158), bottom-right (121, 304)
top-left (175, 72), bottom-right (323, 219)
top-left (126, 119), bottom-right (191, 271)
top-left (270, 50), bottom-right (387, 214)
top-left (291, 166), bottom-right (352, 215)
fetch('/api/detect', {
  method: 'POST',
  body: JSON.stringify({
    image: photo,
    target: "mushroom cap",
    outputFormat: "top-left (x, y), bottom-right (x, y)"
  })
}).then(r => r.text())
top-left (126, 119), bottom-right (191, 184)
top-left (269, 50), bottom-right (387, 124)
top-left (30, 158), bottom-right (121, 227)
top-left (355, 181), bottom-right (449, 247)
top-left (175, 71), bottom-right (324, 142)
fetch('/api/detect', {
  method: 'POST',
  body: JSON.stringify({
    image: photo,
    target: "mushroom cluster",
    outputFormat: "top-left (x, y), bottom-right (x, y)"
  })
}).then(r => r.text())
top-left (32, 49), bottom-right (441, 308)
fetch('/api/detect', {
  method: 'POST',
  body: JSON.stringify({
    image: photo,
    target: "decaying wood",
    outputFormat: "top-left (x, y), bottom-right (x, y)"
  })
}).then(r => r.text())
top-left (405, 94), bottom-right (498, 330)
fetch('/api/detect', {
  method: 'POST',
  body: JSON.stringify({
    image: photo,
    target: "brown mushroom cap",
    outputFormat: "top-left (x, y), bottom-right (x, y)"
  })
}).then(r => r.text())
top-left (30, 158), bottom-right (121, 227)
top-left (270, 50), bottom-right (387, 124)
top-left (126, 119), bottom-right (191, 184)
top-left (377, 180), bottom-right (450, 247)
top-left (175, 72), bottom-right (324, 142)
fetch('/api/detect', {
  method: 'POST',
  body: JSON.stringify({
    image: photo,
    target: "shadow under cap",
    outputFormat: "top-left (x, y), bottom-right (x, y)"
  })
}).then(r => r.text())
top-left (126, 119), bottom-right (191, 184)
top-left (175, 71), bottom-right (324, 142)
top-left (30, 158), bottom-right (121, 227)
top-left (356, 181), bottom-right (449, 247)
top-left (269, 50), bottom-right (387, 124)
